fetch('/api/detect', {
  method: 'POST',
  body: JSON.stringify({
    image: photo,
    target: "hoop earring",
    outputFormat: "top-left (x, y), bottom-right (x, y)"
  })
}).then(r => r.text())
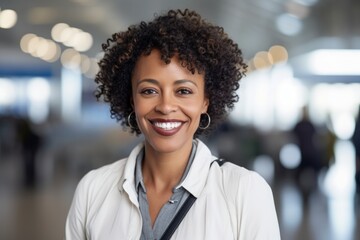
top-left (199, 113), bottom-right (211, 130)
top-left (127, 111), bottom-right (137, 129)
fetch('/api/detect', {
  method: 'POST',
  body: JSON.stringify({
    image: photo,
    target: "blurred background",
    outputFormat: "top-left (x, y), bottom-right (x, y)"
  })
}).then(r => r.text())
top-left (1, 0), bottom-right (360, 239)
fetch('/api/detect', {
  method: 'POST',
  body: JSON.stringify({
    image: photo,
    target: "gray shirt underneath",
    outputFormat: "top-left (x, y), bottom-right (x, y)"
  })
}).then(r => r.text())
top-left (135, 141), bottom-right (197, 240)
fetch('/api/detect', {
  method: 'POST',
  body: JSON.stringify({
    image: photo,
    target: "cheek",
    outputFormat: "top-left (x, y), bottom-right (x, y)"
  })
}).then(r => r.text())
top-left (133, 100), bottom-right (147, 118)
top-left (132, 98), bottom-right (155, 125)
top-left (186, 105), bottom-right (204, 122)
top-left (133, 105), bottom-right (148, 131)
top-left (131, 96), bottom-right (144, 117)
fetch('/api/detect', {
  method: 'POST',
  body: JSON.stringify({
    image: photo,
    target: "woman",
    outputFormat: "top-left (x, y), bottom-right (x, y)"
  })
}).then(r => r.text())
top-left (66, 9), bottom-right (280, 240)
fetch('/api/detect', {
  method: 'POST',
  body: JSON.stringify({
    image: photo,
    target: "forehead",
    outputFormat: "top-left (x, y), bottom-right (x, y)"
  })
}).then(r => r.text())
top-left (132, 49), bottom-right (204, 82)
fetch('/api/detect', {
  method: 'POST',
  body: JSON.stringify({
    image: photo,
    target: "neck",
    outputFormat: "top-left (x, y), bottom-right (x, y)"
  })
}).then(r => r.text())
top-left (142, 140), bottom-right (193, 192)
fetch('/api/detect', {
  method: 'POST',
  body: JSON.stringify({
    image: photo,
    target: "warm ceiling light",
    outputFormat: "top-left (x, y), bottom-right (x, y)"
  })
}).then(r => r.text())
top-left (60, 27), bottom-right (79, 45)
top-left (42, 42), bottom-right (61, 62)
top-left (28, 36), bottom-right (41, 56)
top-left (20, 33), bottom-right (62, 62)
top-left (35, 38), bottom-right (51, 58)
top-left (253, 51), bottom-right (273, 69)
top-left (268, 45), bottom-right (289, 64)
top-left (61, 48), bottom-right (81, 69)
top-left (73, 32), bottom-right (93, 52)
top-left (244, 59), bottom-right (256, 74)
top-left (20, 33), bottom-right (37, 53)
top-left (51, 23), bottom-right (93, 51)
top-left (62, 28), bottom-right (82, 46)
top-left (0, 9), bottom-right (18, 29)
top-left (80, 55), bottom-right (91, 73)
top-left (51, 23), bottom-right (70, 42)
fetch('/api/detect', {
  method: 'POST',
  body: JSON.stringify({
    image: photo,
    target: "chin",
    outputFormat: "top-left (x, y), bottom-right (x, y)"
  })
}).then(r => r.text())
top-left (145, 135), bottom-right (192, 154)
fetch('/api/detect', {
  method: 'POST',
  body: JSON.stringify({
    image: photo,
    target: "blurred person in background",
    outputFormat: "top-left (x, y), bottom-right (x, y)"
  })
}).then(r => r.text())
top-left (0, 114), bottom-right (20, 159)
top-left (65, 9), bottom-right (280, 240)
top-left (352, 105), bottom-right (360, 194)
top-left (292, 106), bottom-right (322, 206)
top-left (16, 117), bottom-right (42, 188)
top-left (324, 114), bottom-right (336, 169)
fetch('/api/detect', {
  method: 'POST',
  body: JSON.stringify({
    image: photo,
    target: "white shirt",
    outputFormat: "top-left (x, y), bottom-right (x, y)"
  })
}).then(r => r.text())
top-left (66, 139), bottom-right (281, 240)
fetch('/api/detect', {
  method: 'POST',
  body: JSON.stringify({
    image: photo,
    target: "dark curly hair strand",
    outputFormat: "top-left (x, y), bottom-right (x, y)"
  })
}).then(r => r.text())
top-left (95, 9), bottom-right (247, 136)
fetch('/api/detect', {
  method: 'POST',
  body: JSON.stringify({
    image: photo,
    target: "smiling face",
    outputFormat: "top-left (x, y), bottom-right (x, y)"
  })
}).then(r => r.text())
top-left (131, 50), bottom-right (209, 154)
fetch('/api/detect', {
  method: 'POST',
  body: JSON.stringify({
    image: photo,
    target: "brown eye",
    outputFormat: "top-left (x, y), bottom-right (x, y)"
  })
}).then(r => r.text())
top-left (141, 88), bottom-right (157, 95)
top-left (177, 88), bottom-right (192, 95)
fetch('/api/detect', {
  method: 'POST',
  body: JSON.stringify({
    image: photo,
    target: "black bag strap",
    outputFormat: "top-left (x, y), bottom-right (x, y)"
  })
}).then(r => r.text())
top-left (160, 194), bottom-right (196, 240)
top-left (211, 158), bottom-right (226, 167)
top-left (159, 158), bottom-right (226, 240)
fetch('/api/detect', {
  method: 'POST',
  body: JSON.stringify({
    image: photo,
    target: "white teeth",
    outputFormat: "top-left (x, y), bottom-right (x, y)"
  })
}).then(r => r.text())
top-left (154, 122), bottom-right (181, 130)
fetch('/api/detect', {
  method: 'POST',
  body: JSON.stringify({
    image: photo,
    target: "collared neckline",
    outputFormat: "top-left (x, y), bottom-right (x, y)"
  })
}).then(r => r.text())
top-left (118, 139), bottom-right (215, 199)
top-left (134, 141), bottom-right (198, 195)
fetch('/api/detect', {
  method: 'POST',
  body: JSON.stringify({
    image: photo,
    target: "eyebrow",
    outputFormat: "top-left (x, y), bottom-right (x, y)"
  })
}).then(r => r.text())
top-left (136, 79), bottom-right (198, 87)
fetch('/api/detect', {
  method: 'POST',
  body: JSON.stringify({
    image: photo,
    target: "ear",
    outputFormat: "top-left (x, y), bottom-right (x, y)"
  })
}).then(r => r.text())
top-left (202, 97), bottom-right (209, 113)
top-left (130, 97), bottom-right (134, 109)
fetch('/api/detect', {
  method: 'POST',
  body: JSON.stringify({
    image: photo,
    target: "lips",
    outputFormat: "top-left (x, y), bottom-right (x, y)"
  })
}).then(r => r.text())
top-left (149, 119), bottom-right (184, 136)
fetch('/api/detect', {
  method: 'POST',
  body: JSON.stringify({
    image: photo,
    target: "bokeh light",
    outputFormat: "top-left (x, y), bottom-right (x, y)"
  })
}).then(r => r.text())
top-left (0, 9), bottom-right (18, 29)
top-left (276, 13), bottom-right (303, 36)
top-left (279, 143), bottom-right (301, 169)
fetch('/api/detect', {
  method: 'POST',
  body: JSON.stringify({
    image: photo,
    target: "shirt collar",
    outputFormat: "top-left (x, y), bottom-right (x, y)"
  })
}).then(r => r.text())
top-left (134, 141), bottom-right (198, 194)
top-left (180, 139), bottom-right (216, 197)
top-left (174, 140), bottom-right (197, 190)
top-left (117, 142), bottom-right (144, 206)
top-left (118, 139), bottom-right (216, 199)
top-left (134, 148), bottom-right (146, 193)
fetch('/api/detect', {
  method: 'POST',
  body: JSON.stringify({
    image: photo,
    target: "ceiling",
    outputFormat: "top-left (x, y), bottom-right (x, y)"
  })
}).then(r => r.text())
top-left (0, 0), bottom-right (359, 77)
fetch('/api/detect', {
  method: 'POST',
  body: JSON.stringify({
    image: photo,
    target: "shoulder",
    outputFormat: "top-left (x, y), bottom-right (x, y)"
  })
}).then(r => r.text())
top-left (211, 161), bottom-right (273, 201)
top-left (213, 161), bottom-right (269, 187)
top-left (73, 141), bottom-right (144, 199)
top-left (83, 159), bottom-right (126, 181)
top-left (76, 159), bottom-right (127, 195)
top-left (213, 162), bottom-right (280, 238)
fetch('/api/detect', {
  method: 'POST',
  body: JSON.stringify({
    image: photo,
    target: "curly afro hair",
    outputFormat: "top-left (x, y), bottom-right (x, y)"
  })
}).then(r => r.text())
top-left (95, 9), bottom-right (247, 136)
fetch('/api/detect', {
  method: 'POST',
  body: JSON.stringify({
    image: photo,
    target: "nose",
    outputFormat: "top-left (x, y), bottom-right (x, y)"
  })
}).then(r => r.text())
top-left (155, 93), bottom-right (178, 114)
